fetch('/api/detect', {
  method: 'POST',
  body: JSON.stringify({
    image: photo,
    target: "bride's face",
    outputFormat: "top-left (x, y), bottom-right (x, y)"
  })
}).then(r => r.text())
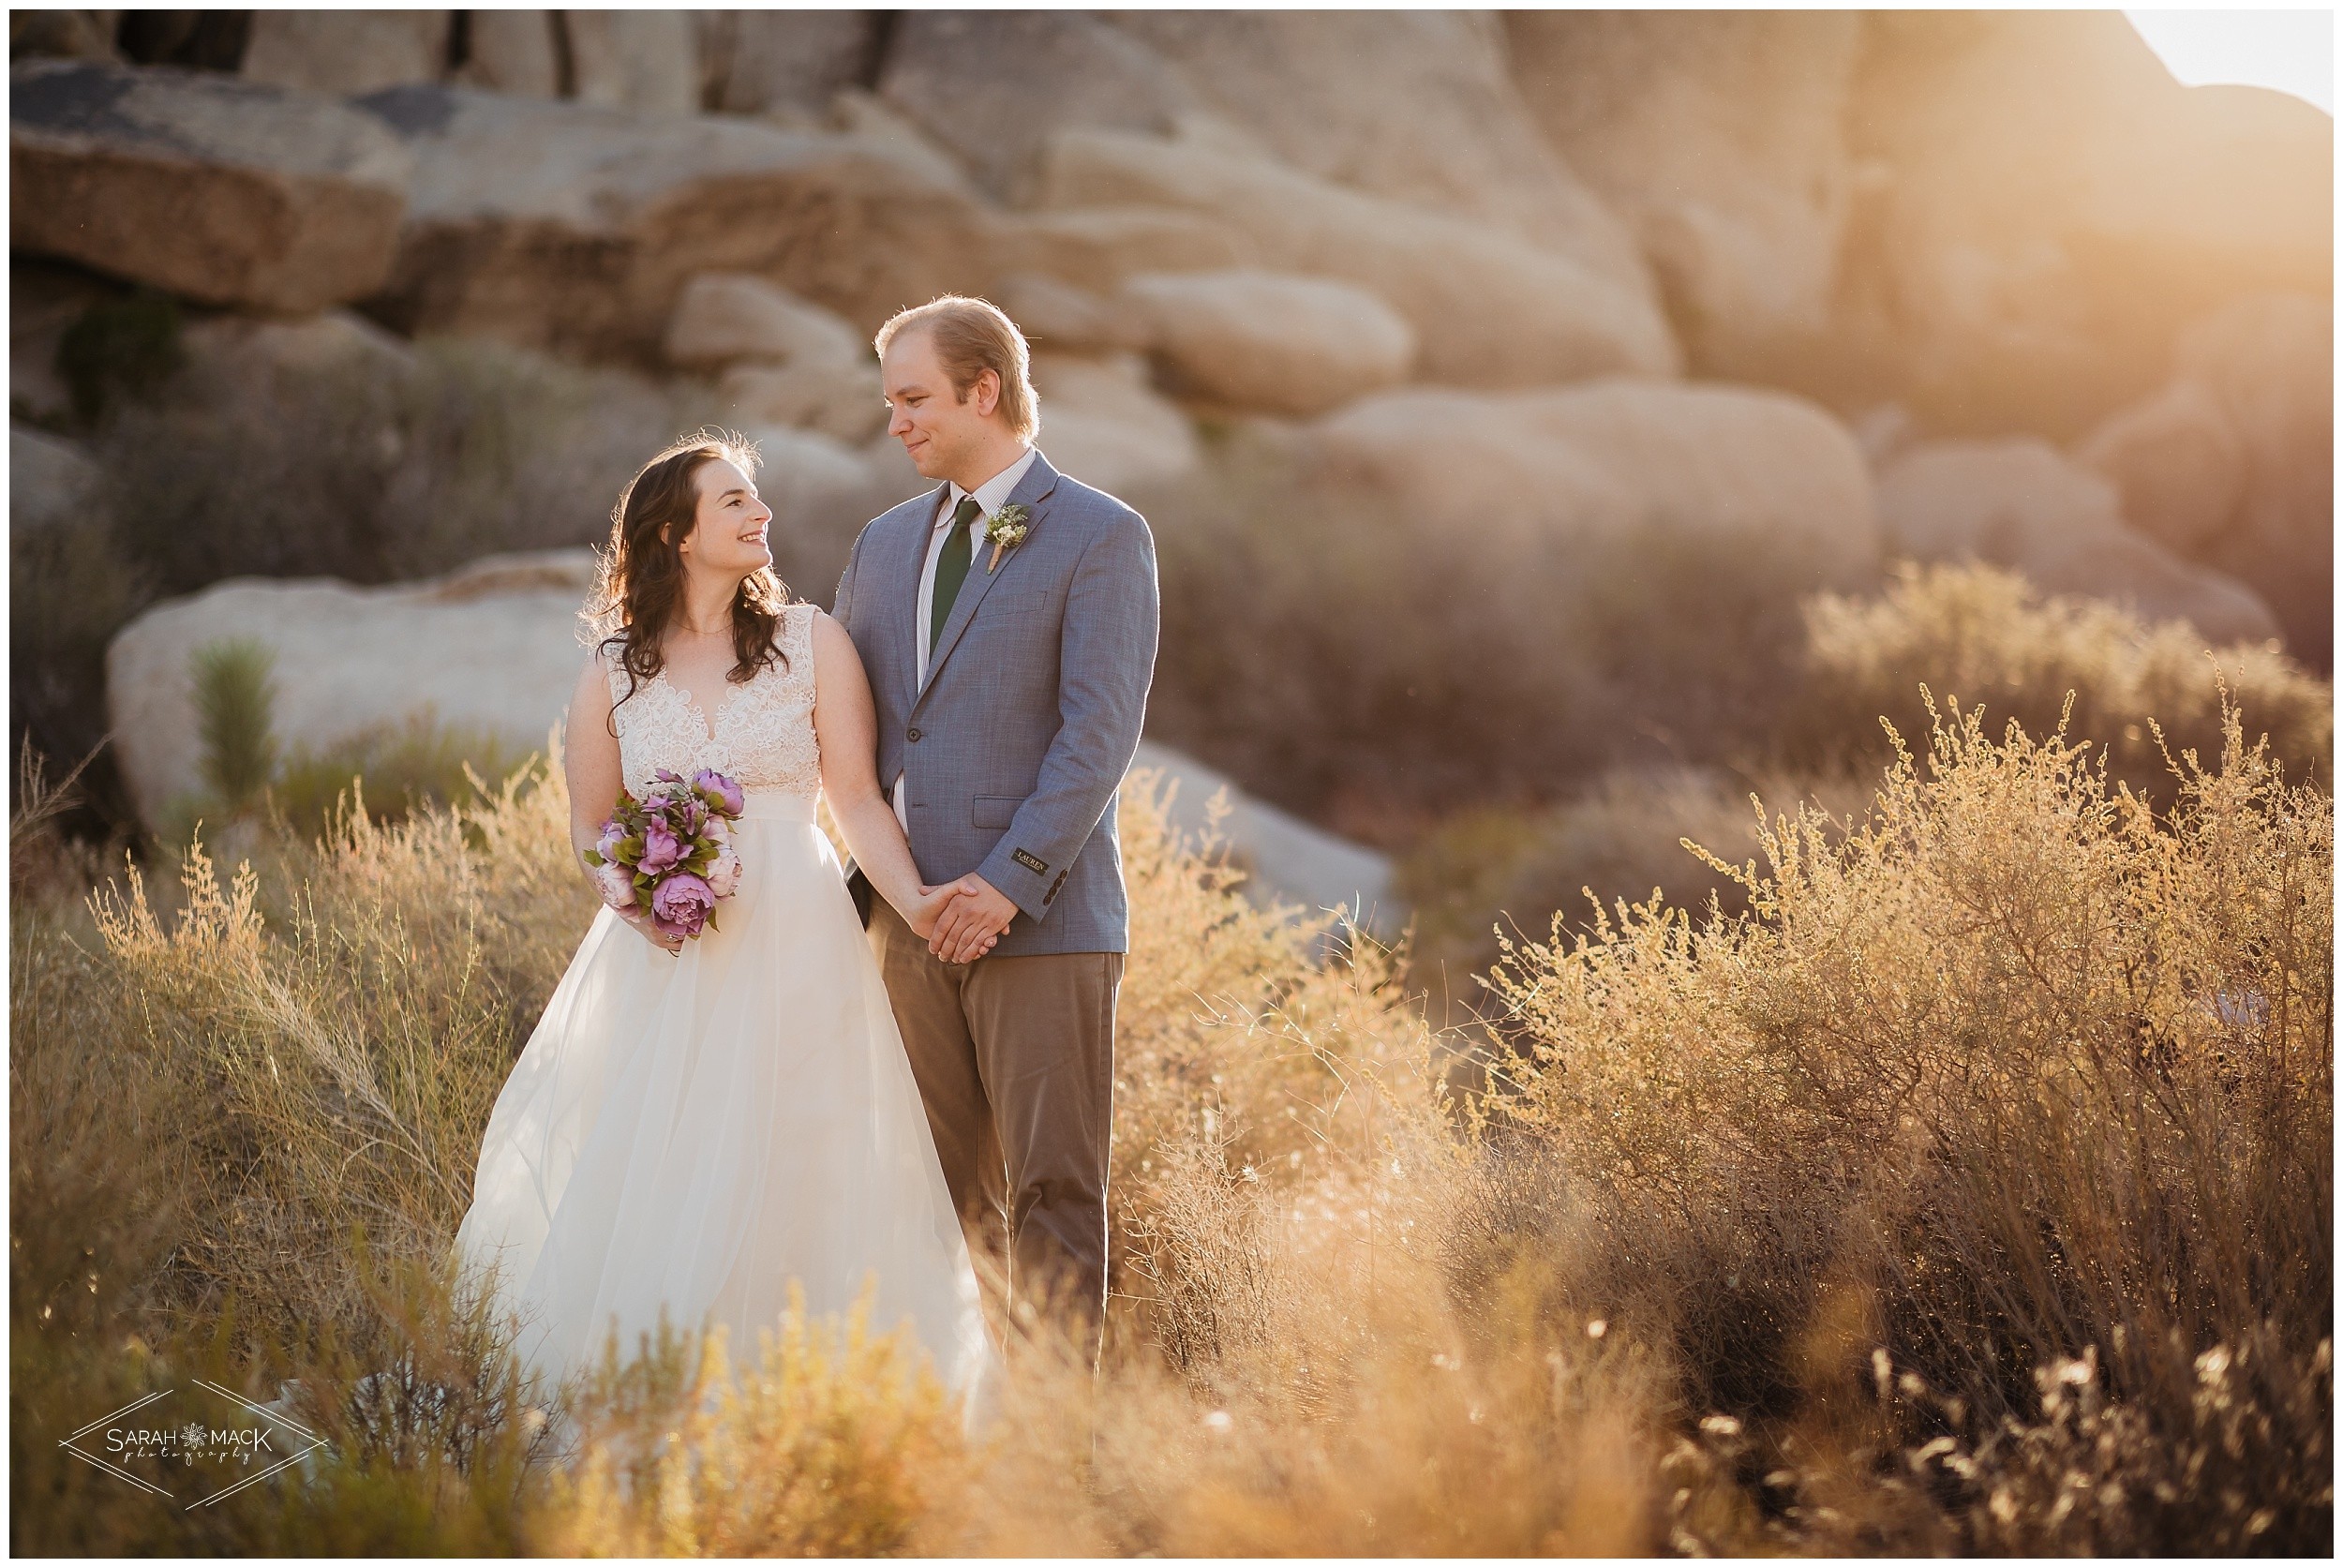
top-left (673, 458), bottom-right (772, 579)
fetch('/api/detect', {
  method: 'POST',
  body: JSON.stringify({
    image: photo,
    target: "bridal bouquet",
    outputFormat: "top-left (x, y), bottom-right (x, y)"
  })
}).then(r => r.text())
top-left (585, 768), bottom-right (746, 941)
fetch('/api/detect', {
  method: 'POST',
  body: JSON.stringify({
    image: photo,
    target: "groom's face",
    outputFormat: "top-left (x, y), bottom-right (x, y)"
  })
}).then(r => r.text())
top-left (881, 328), bottom-right (1000, 485)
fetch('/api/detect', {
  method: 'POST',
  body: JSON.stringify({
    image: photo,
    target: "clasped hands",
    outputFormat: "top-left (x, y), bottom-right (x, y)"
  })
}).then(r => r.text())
top-left (910, 874), bottom-right (1016, 963)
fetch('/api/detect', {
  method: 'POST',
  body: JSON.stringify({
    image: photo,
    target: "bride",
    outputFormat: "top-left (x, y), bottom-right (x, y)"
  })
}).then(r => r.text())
top-left (454, 430), bottom-right (993, 1406)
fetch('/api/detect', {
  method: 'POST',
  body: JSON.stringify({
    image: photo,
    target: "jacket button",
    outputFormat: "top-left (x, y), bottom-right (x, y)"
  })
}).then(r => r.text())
top-left (906, 726), bottom-right (922, 742)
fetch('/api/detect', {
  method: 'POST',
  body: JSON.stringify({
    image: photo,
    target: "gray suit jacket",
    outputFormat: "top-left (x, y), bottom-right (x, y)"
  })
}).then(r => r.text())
top-left (831, 449), bottom-right (1159, 956)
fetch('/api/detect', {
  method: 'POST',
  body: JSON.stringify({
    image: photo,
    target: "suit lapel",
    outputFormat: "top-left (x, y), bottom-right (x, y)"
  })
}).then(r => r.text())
top-left (918, 451), bottom-right (1059, 697)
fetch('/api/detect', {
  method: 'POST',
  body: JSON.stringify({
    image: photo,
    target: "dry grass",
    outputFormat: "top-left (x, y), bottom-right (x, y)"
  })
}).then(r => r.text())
top-left (10, 694), bottom-right (2332, 1553)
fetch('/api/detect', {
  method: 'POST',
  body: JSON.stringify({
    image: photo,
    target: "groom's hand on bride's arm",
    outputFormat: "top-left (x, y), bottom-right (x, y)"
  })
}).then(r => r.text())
top-left (929, 875), bottom-right (1015, 963)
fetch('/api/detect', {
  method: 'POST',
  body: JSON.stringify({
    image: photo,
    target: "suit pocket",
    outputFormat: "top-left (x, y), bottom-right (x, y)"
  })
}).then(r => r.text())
top-left (972, 795), bottom-right (1021, 829)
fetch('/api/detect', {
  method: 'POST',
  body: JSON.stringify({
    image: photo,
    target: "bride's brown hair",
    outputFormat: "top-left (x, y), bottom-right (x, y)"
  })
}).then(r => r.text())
top-left (588, 430), bottom-right (790, 718)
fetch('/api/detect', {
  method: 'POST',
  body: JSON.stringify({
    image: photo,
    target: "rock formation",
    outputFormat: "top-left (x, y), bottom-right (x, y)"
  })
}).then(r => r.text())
top-left (10, 58), bottom-right (412, 312)
top-left (1876, 439), bottom-right (2283, 648)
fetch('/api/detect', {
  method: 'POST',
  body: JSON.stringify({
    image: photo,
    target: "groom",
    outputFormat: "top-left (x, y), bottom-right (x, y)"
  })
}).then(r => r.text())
top-left (831, 295), bottom-right (1158, 1367)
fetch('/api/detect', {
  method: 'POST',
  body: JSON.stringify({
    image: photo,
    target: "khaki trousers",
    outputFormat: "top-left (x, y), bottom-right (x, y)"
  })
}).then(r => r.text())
top-left (869, 899), bottom-right (1122, 1366)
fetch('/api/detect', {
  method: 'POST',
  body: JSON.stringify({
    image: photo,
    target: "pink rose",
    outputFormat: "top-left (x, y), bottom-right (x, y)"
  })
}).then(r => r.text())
top-left (590, 859), bottom-right (636, 911)
top-left (650, 872), bottom-right (716, 938)
top-left (694, 769), bottom-right (746, 817)
top-left (706, 842), bottom-right (741, 898)
top-left (638, 820), bottom-right (683, 876)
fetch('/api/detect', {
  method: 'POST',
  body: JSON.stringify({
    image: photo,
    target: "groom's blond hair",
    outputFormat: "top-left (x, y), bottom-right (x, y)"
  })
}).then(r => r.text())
top-left (873, 295), bottom-right (1040, 441)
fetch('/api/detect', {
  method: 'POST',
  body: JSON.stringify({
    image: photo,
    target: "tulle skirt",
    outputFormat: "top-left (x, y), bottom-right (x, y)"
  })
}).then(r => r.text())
top-left (454, 790), bottom-right (992, 1402)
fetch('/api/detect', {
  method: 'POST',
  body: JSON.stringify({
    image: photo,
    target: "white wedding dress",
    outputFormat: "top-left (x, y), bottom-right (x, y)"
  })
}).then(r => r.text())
top-left (454, 603), bottom-right (991, 1404)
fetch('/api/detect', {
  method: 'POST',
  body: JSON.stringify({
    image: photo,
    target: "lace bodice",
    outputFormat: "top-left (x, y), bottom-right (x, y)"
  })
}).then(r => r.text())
top-left (608, 604), bottom-right (822, 799)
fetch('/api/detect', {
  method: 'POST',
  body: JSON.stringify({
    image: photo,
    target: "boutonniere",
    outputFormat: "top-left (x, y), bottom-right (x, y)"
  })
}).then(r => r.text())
top-left (983, 503), bottom-right (1032, 574)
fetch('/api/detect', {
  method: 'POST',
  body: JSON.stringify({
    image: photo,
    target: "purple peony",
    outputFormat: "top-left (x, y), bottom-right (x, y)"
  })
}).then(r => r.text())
top-left (638, 820), bottom-right (683, 876)
top-left (595, 819), bottom-right (627, 862)
top-left (694, 768), bottom-right (746, 817)
top-left (706, 842), bottom-right (742, 898)
top-left (590, 859), bottom-right (637, 911)
top-left (650, 872), bottom-right (716, 937)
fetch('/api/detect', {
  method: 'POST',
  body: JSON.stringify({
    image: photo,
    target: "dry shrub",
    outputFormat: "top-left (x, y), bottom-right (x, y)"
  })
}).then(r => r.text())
top-left (1111, 769), bottom-right (1433, 1361)
top-left (1400, 560), bottom-right (2331, 1026)
top-left (537, 1289), bottom-right (964, 1557)
top-left (1483, 694), bottom-right (2333, 1549)
top-left (1797, 560), bottom-right (2332, 794)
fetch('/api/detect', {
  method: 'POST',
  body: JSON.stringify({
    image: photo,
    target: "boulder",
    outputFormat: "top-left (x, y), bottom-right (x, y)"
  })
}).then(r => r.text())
top-left (2075, 291), bottom-right (2331, 663)
top-left (11, 424), bottom-right (104, 531)
top-left (452, 10), bottom-right (560, 99)
top-left (2076, 380), bottom-right (2243, 555)
top-left (733, 423), bottom-right (873, 511)
top-left (993, 273), bottom-right (1147, 357)
top-left (1108, 11), bottom-right (1650, 291)
top-left (1843, 12), bottom-right (2332, 435)
top-left (1037, 127), bottom-right (1679, 387)
top-left (697, 10), bottom-right (879, 118)
top-left (2171, 292), bottom-right (2332, 665)
top-left (1504, 11), bottom-right (1861, 379)
top-left (1029, 352), bottom-right (1201, 499)
top-left (825, 88), bottom-right (978, 194)
top-left (1128, 739), bottom-right (1400, 937)
top-left (10, 260), bottom-right (116, 424)
top-left (240, 11), bottom-right (449, 96)
top-left (1305, 379), bottom-right (1879, 580)
top-left (565, 9), bottom-right (698, 117)
top-left (987, 204), bottom-right (1255, 292)
top-left (176, 307), bottom-right (421, 396)
top-left (105, 548), bottom-right (602, 828)
top-left (1876, 438), bottom-right (2282, 649)
top-left (1117, 270), bottom-right (1414, 417)
top-left (10, 59), bottom-right (412, 313)
top-left (664, 273), bottom-right (866, 373)
top-left (876, 10), bottom-right (1197, 201)
top-left (353, 84), bottom-right (989, 363)
top-left (718, 361), bottom-right (888, 445)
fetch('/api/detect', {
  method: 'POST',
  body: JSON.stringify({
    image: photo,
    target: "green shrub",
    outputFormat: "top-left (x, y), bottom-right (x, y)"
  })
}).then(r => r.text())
top-left (191, 637), bottom-right (280, 814)
top-left (56, 289), bottom-right (182, 424)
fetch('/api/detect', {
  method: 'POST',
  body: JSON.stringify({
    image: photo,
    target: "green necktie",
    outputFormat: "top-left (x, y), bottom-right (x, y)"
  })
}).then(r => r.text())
top-left (930, 494), bottom-right (982, 650)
